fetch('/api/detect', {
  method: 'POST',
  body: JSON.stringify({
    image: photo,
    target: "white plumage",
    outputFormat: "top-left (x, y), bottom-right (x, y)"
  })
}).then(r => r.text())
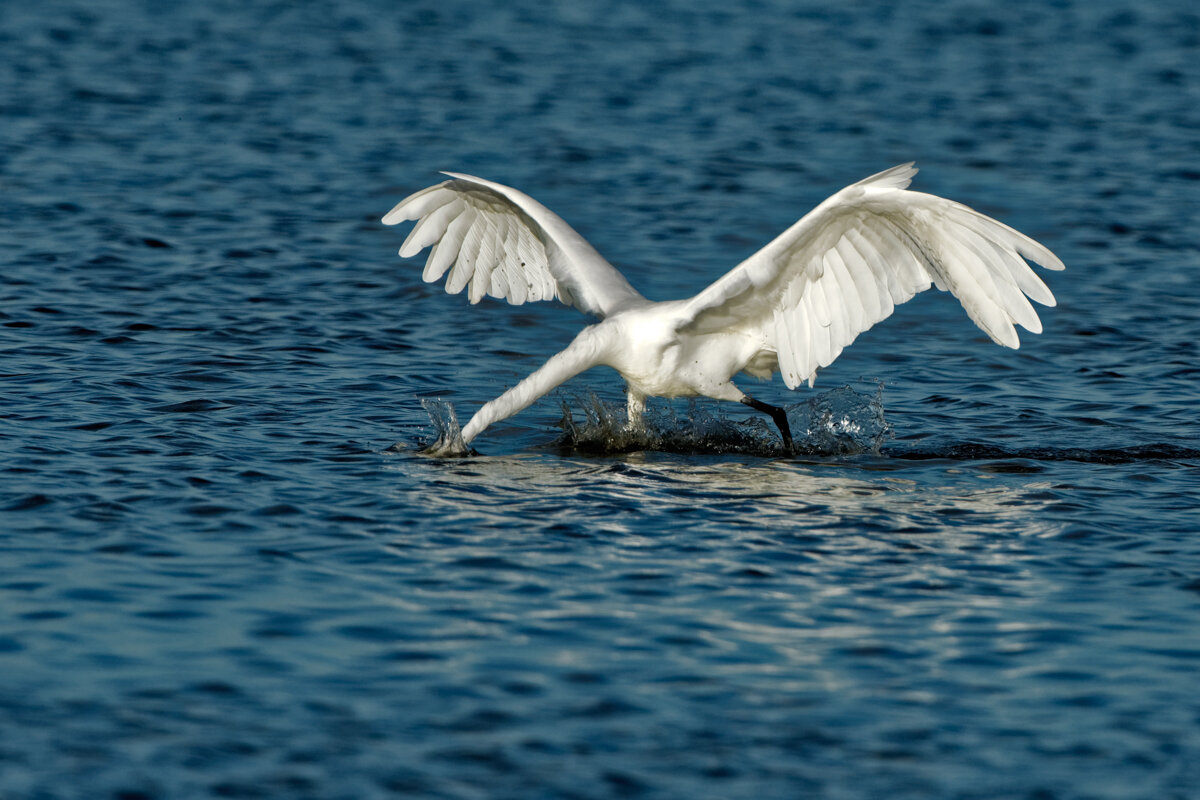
top-left (383, 164), bottom-right (1063, 451)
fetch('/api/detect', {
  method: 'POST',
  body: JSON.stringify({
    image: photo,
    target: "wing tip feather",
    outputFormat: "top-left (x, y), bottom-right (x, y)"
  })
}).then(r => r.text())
top-left (855, 162), bottom-right (919, 191)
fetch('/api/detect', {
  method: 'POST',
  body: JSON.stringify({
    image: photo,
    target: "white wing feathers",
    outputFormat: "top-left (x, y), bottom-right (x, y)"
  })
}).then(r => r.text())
top-left (383, 173), bottom-right (645, 319)
top-left (682, 163), bottom-right (1064, 388)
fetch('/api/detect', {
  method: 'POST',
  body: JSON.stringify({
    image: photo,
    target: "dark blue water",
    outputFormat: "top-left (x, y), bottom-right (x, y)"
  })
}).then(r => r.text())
top-left (3, 1), bottom-right (1199, 797)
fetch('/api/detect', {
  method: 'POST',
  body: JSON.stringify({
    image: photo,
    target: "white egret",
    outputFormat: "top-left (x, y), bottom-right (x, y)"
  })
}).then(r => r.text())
top-left (383, 164), bottom-right (1063, 452)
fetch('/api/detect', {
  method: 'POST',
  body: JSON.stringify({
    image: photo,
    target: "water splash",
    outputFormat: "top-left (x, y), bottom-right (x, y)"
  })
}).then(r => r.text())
top-left (414, 398), bottom-right (471, 457)
top-left (407, 386), bottom-right (891, 457)
top-left (556, 384), bottom-right (891, 457)
top-left (789, 383), bottom-right (892, 456)
top-left (556, 394), bottom-right (773, 455)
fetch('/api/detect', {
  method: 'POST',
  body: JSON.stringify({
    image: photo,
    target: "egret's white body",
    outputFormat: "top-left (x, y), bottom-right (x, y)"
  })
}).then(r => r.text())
top-left (383, 164), bottom-right (1063, 450)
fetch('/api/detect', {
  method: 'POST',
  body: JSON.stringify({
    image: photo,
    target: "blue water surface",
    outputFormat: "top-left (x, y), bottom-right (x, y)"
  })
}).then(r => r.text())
top-left (3, 1), bottom-right (1200, 798)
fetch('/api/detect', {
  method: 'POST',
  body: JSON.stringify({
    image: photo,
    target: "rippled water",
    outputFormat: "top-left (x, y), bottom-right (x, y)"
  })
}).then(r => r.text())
top-left (3, 0), bottom-right (1199, 798)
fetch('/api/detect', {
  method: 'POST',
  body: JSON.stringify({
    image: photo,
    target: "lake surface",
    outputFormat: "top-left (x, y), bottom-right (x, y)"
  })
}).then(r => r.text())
top-left (2, 1), bottom-right (1199, 798)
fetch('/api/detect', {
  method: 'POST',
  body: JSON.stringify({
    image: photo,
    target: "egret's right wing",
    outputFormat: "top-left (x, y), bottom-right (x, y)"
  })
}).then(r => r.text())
top-left (681, 163), bottom-right (1064, 388)
top-left (383, 173), bottom-right (646, 319)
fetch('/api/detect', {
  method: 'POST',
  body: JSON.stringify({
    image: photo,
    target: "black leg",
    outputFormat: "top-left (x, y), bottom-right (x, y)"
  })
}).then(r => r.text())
top-left (741, 396), bottom-right (794, 454)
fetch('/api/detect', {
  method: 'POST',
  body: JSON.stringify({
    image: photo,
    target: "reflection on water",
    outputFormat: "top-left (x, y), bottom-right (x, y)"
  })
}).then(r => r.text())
top-left (387, 426), bottom-right (1062, 545)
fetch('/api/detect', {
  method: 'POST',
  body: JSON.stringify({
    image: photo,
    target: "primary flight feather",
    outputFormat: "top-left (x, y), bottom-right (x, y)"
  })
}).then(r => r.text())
top-left (383, 163), bottom-right (1063, 452)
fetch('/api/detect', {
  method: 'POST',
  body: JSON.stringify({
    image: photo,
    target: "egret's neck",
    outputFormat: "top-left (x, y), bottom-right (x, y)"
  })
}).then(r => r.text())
top-left (460, 325), bottom-right (606, 444)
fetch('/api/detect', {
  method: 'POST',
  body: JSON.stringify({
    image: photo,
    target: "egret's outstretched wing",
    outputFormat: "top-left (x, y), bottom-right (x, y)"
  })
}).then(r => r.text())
top-left (383, 173), bottom-right (646, 319)
top-left (681, 163), bottom-right (1064, 387)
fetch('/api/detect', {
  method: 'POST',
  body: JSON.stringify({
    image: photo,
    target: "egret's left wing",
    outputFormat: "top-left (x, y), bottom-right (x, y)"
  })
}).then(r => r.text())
top-left (680, 163), bottom-right (1064, 387)
top-left (383, 173), bottom-right (646, 319)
